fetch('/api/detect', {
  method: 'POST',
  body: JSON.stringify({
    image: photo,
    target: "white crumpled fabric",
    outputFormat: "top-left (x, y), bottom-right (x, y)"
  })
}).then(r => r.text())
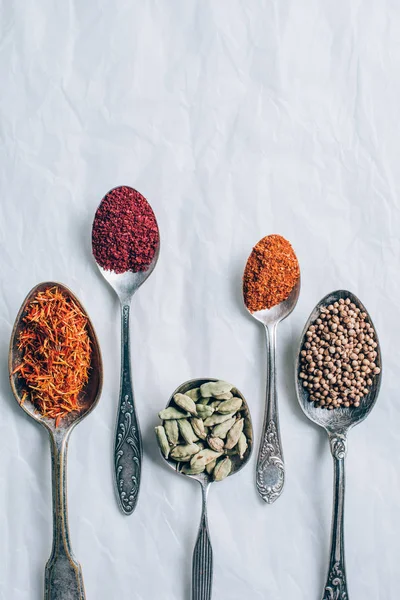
top-left (0, 1), bottom-right (399, 599)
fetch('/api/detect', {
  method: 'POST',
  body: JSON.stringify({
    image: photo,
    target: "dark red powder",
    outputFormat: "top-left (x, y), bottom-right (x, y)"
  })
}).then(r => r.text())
top-left (92, 186), bottom-right (159, 274)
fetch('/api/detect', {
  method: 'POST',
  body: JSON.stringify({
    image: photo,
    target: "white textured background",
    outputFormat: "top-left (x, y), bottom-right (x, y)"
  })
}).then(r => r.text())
top-left (0, 2), bottom-right (399, 599)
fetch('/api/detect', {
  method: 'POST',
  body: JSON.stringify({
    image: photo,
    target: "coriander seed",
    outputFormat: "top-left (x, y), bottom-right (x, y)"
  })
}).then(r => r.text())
top-left (299, 297), bottom-right (380, 409)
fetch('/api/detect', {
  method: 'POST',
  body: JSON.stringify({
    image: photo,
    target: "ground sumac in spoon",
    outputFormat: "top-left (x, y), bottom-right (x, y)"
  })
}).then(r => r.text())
top-left (92, 186), bottom-right (159, 274)
top-left (243, 234), bottom-right (300, 312)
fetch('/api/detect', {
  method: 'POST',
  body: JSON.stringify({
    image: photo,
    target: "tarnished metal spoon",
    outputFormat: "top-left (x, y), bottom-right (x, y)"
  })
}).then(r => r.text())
top-left (160, 378), bottom-right (253, 600)
top-left (92, 186), bottom-right (160, 515)
top-left (295, 290), bottom-right (382, 600)
top-left (243, 273), bottom-right (300, 504)
top-left (9, 282), bottom-right (103, 600)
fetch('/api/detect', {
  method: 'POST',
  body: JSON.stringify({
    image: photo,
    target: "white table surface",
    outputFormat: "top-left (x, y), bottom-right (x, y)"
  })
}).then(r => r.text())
top-left (1, 2), bottom-right (399, 599)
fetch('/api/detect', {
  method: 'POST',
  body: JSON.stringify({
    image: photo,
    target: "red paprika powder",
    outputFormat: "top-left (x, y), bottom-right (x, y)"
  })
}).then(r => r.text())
top-left (92, 186), bottom-right (159, 274)
top-left (243, 234), bottom-right (300, 312)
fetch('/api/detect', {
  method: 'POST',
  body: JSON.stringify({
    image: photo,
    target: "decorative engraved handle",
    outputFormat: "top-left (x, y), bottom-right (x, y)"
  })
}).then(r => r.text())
top-left (45, 431), bottom-right (86, 600)
top-left (114, 304), bottom-right (142, 515)
top-left (322, 433), bottom-right (349, 600)
top-left (256, 323), bottom-right (285, 503)
top-left (192, 482), bottom-right (213, 600)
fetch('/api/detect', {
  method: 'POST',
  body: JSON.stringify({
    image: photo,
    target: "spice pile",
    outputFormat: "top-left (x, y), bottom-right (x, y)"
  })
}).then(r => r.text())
top-left (243, 234), bottom-right (300, 312)
top-left (92, 186), bottom-right (159, 274)
top-left (299, 298), bottom-right (380, 409)
top-left (13, 286), bottom-right (92, 426)
top-left (155, 381), bottom-right (251, 481)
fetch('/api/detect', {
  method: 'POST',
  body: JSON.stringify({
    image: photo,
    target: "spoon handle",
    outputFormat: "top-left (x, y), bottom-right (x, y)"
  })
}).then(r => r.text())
top-left (322, 433), bottom-right (349, 600)
top-left (256, 323), bottom-right (285, 503)
top-left (192, 483), bottom-right (213, 600)
top-left (114, 303), bottom-right (142, 515)
top-left (45, 431), bottom-right (86, 600)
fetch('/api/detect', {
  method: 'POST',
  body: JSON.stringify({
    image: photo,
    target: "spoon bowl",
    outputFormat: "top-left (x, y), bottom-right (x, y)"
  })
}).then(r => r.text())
top-left (295, 289), bottom-right (382, 599)
top-left (247, 278), bottom-right (301, 327)
top-left (92, 185), bottom-right (160, 515)
top-left (9, 281), bottom-right (103, 600)
top-left (9, 281), bottom-right (102, 433)
top-left (160, 378), bottom-right (253, 600)
top-left (296, 290), bottom-right (382, 433)
top-left (96, 246), bottom-right (160, 305)
top-left (162, 378), bottom-right (253, 483)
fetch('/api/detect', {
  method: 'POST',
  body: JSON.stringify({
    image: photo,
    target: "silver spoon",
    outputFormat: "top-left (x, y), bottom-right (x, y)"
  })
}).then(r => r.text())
top-left (92, 187), bottom-right (160, 515)
top-left (160, 378), bottom-right (253, 600)
top-left (9, 282), bottom-right (103, 600)
top-left (243, 277), bottom-right (300, 504)
top-left (295, 290), bottom-right (382, 600)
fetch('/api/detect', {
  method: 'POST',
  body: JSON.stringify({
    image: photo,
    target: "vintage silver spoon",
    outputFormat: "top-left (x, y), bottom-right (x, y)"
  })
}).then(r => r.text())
top-left (243, 272), bottom-right (300, 504)
top-left (92, 186), bottom-right (160, 515)
top-left (9, 282), bottom-right (103, 600)
top-left (295, 290), bottom-right (382, 600)
top-left (160, 378), bottom-right (253, 600)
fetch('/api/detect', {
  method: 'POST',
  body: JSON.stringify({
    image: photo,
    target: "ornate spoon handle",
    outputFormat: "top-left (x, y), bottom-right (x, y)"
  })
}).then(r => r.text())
top-left (192, 482), bottom-right (213, 600)
top-left (322, 433), bottom-right (349, 600)
top-left (114, 303), bottom-right (142, 515)
top-left (45, 431), bottom-right (86, 600)
top-left (256, 323), bottom-right (285, 503)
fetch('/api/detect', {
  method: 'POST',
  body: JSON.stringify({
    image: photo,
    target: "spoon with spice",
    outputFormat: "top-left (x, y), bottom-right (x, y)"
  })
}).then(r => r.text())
top-left (155, 379), bottom-right (253, 600)
top-left (9, 282), bottom-right (103, 600)
top-left (243, 234), bottom-right (300, 503)
top-left (295, 291), bottom-right (382, 599)
top-left (92, 185), bottom-right (160, 515)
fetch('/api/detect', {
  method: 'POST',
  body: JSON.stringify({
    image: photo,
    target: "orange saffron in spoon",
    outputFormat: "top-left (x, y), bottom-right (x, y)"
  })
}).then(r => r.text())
top-left (12, 286), bottom-right (92, 426)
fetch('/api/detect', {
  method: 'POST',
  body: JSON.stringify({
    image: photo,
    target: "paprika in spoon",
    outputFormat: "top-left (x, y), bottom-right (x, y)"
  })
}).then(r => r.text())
top-left (243, 234), bottom-right (300, 504)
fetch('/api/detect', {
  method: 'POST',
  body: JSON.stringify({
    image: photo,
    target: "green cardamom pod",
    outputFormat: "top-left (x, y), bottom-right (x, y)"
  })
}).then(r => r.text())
top-left (178, 419), bottom-right (199, 444)
top-left (191, 417), bottom-right (207, 440)
top-left (225, 418), bottom-right (244, 450)
top-left (164, 419), bottom-right (179, 446)
top-left (207, 436), bottom-right (224, 452)
top-left (213, 457), bottom-right (232, 481)
top-left (211, 416), bottom-right (236, 439)
top-left (170, 443), bottom-right (200, 462)
top-left (181, 464), bottom-right (205, 475)
top-left (155, 426), bottom-right (170, 459)
top-left (217, 397), bottom-right (242, 415)
top-left (197, 397), bottom-right (211, 405)
top-left (209, 400), bottom-right (221, 410)
top-left (205, 458), bottom-right (217, 475)
top-left (200, 380), bottom-right (233, 398)
top-left (243, 417), bottom-right (252, 440)
top-left (174, 393), bottom-right (198, 416)
top-left (185, 387), bottom-right (201, 401)
top-left (159, 407), bottom-right (190, 420)
top-left (196, 404), bottom-right (214, 419)
top-left (190, 449), bottom-right (222, 470)
top-left (214, 391), bottom-right (233, 400)
top-left (237, 432), bottom-right (248, 459)
top-left (203, 412), bottom-right (234, 427)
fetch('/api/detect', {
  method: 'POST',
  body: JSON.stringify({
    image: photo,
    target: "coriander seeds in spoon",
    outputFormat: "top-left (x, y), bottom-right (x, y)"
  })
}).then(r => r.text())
top-left (296, 291), bottom-right (382, 599)
top-left (243, 234), bottom-right (300, 503)
top-left (92, 185), bottom-right (160, 515)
